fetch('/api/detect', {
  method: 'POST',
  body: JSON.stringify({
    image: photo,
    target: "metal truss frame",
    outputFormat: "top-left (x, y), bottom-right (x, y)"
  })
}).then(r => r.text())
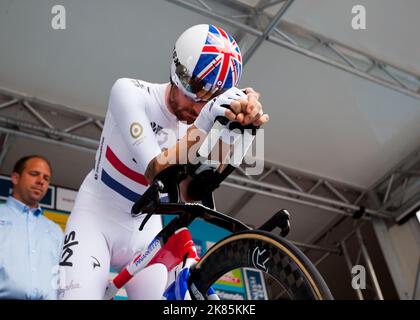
top-left (166, 0), bottom-right (420, 100)
top-left (274, 221), bottom-right (386, 300)
top-left (224, 149), bottom-right (420, 223)
top-left (0, 87), bottom-right (102, 157)
top-left (224, 165), bottom-right (392, 220)
top-left (366, 145), bottom-right (420, 223)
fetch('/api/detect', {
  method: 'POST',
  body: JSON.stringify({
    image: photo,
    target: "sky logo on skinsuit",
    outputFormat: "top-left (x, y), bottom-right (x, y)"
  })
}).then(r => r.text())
top-left (60, 231), bottom-right (79, 267)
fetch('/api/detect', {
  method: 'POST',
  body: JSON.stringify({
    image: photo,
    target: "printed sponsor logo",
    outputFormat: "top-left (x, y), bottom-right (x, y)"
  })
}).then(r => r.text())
top-left (91, 256), bottom-right (101, 269)
top-left (250, 247), bottom-right (270, 272)
top-left (244, 269), bottom-right (268, 300)
top-left (130, 122), bottom-right (146, 146)
top-left (58, 280), bottom-right (81, 299)
top-left (131, 79), bottom-right (142, 88)
top-left (150, 122), bottom-right (163, 135)
top-left (60, 231), bottom-right (79, 267)
top-left (131, 79), bottom-right (147, 91)
top-left (214, 289), bottom-right (245, 300)
top-left (131, 79), bottom-right (151, 94)
top-left (130, 122), bottom-right (143, 139)
top-left (189, 282), bottom-right (205, 300)
top-left (94, 137), bottom-right (105, 180)
top-left (133, 238), bottom-right (160, 267)
top-left (219, 272), bottom-right (241, 284)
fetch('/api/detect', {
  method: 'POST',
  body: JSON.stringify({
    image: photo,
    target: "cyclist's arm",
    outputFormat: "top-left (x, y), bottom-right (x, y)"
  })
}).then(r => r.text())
top-left (108, 78), bottom-right (162, 175)
top-left (144, 87), bottom-right (270, 183)
top-left (109, 78), bottom-right (215, 186)
top-left (144, 124), bottom-right (206, 182)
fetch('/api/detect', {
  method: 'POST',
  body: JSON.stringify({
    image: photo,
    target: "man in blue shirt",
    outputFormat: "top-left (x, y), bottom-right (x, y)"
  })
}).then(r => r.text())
top-left (0, 155), bottom-right (63, 299)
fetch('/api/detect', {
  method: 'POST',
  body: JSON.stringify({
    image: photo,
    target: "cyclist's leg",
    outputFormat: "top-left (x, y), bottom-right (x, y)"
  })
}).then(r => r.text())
top-left (124, 263), bottom-right (168, 299)
top-left (123, 215), bottom-right (168, 300)
top-left (59, 204), bottom-right (111, 300)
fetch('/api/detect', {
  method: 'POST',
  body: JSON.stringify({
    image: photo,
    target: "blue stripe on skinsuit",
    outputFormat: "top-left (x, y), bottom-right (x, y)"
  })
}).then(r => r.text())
top-left (101, 169), bottom-right (141, 203)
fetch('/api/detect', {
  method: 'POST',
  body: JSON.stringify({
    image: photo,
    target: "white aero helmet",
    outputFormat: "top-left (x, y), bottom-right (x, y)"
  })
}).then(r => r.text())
top-left (171, 24), bottom-right (243, 102)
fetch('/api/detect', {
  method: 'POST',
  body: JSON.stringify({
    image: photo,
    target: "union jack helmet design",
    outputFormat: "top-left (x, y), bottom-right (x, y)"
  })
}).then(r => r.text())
top-left (171, 24), bottom-right (243, 102)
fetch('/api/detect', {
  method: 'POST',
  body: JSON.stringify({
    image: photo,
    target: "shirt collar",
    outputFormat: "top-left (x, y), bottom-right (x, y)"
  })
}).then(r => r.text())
top-left (161, 83), bottom-right (178, 122)
top-left (6, 196), bottom-right (43, 217)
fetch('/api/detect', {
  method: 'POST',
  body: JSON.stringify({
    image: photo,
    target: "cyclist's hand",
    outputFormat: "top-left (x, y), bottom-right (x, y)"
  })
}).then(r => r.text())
top-left (230, 87), bottom-right (269, 126)
top-left (194, 87), bottom-right (248, 133)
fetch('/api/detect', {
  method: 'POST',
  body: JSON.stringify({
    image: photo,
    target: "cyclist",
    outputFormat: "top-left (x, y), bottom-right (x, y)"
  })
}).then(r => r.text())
top-left (59, 24), bottom-right (269, 299)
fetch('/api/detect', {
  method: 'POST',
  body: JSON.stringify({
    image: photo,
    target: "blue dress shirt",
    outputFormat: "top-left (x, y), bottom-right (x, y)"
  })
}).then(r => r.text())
top-left (0, 196), bottom-right (63, 300)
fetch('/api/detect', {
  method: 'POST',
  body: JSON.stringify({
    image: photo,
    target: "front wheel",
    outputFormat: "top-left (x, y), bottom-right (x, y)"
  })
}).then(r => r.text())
top-left (188, 230), bottom-right (333, 300)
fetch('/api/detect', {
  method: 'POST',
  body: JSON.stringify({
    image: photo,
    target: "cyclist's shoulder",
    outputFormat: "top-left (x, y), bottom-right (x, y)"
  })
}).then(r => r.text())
top-left (109, 78), bottom-right (167, 108)
top-left (111, 78), bottom-right (162, 94)
top-left (107, 78), bottom-right (170, 124)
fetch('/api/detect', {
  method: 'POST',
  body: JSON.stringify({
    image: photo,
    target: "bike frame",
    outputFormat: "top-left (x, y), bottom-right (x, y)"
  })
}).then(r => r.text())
top-left (111, 227), bottom-right (199, 300)
top-left (103, 201), bottom-right (252, 300)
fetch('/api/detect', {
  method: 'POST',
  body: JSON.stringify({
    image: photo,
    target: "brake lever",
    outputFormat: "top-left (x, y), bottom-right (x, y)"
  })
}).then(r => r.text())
top-left (138, 211), bottom-right (154, 231)
top-left (131, 180), bottom-right (164, 231)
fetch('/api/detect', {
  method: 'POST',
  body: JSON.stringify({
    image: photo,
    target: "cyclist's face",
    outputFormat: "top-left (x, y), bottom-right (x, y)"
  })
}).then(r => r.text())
top-left (168, 84), bottom-right (206, 124)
